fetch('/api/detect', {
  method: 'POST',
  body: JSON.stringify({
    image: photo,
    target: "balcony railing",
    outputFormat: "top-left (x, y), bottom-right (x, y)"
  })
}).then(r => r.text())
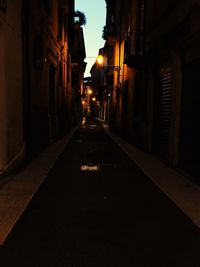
top-left (102, 24), bottom-right (115, 40)
top-left (124, 29), bottom-right (144, 69)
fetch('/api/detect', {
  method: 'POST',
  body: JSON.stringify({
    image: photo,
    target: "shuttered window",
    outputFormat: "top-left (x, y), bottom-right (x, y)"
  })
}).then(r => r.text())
top-left (160, 70), bottom-right (172, 145)
top-left (153, 67), bottom-right (173, 160)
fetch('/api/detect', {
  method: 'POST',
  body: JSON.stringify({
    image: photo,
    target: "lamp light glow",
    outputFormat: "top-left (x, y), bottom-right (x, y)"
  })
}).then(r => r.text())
top-left (96, 55), bottom-right (119, 71)
top-left (96, 55), bottom-right (104, 65)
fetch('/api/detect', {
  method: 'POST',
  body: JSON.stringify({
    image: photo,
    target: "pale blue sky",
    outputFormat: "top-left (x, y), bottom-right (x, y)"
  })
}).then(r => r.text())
top-left (75, 0), bottom-right (106, 77)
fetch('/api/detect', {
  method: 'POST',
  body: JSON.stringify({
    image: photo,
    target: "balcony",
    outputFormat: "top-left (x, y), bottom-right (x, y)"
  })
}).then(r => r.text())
top-left (102, 24), bottom-right (116, 45)
top-left (124, 31), bottom-right (144, 69)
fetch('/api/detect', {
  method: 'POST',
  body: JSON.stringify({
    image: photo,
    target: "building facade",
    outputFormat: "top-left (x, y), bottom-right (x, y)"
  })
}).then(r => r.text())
top-left (145, 0), bottom-right (200, 180)
top-left (102, 0), bottom-right (145, 144)
top-left (103, 0), bottom-right (200, 181)
top-left (90, 48), bottom-right (107, 121)
top-left (71, 20), bottom-right (86, 124)
top-left (23, 0), bottom-right (76, 157)
top-left (0, 0), bottom-right (86, 175)
top-left (0, 0), bottom-right (24, 173)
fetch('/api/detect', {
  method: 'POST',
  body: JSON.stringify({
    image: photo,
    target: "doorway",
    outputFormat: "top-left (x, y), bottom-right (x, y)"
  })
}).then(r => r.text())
top-left (49, 63), bottom-right (58, 141)
top-left (179, 58), bottom-right (200, 179)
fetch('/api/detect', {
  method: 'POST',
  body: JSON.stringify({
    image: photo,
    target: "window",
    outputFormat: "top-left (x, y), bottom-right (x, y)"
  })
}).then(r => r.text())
top-left (0, 0), bottom-right (7, 13)
top-left (43, 0), bottom-right (52, 17)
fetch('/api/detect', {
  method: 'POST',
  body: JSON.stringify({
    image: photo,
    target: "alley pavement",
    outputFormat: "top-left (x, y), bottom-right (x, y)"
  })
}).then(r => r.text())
top-left (0, 120), bottom-right (200, 266)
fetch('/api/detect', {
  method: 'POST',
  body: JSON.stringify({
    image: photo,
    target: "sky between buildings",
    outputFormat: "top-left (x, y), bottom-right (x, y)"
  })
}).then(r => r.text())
top-left (75, 0), bottom-right (106, 77)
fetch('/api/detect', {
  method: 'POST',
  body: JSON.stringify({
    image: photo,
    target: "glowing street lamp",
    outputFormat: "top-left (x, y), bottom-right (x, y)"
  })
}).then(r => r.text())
top-left (96, 55), bottom-right (120, 71)
top-left (96, 55), bottom-right (104, 65)
top-left (88, 89), bottom-right (93, 95)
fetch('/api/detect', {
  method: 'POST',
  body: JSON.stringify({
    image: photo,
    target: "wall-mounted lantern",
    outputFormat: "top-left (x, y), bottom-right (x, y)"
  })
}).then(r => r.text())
top-left (96, 55), bottom-right (120, 71)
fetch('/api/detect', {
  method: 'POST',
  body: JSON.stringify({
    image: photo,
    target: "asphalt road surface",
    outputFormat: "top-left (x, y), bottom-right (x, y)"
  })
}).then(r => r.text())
top-left (0, 120), bottom-right (200, 266)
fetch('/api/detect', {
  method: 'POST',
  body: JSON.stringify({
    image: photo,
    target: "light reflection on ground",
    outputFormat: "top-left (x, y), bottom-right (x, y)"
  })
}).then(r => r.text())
top-left (82, 117), bottom-right (86, 125)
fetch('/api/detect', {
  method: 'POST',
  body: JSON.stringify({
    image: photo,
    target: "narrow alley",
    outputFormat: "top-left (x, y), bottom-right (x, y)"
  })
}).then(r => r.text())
top-left (0, 120), bottom-right (200, 267)
top-left (1, 1), bottom-right (200, 265)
